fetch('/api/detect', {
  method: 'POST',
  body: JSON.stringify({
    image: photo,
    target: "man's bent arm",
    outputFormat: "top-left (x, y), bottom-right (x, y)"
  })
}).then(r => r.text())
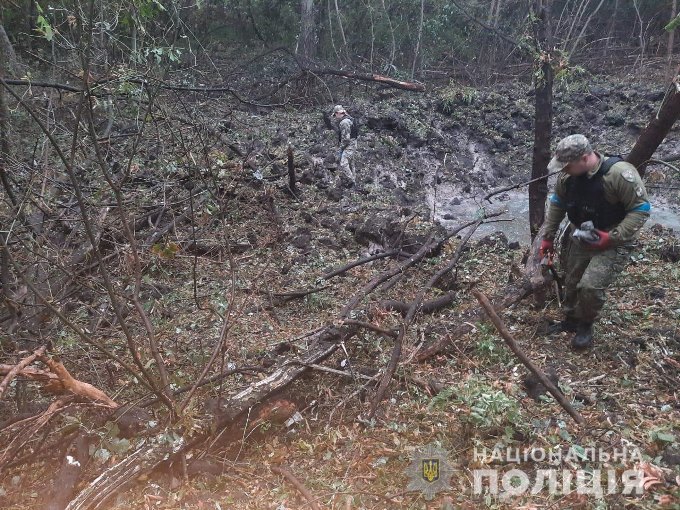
top-left (607, 164), bottom-right (651, 244)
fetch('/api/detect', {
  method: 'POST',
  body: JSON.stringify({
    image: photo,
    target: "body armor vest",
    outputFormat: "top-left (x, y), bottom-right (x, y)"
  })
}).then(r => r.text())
top-left (565, 157), bottom-right (627, 230)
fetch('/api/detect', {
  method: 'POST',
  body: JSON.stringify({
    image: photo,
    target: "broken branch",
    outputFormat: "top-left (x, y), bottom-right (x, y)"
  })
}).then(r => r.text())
top-left (37, 355), bottom-right (119, 408)
top-left (0, 345), bottom-right (47, 399)
top-left (471, 289), bottom-right (585, 425)
top-left (271, 466), bottom-right (321, 510)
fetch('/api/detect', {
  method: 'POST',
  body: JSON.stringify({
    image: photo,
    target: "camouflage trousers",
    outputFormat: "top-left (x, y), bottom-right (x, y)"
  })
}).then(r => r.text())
top-left (339, 140), bottom-right (357, 183)
top-left (560, 232), bottom-right (632, 323)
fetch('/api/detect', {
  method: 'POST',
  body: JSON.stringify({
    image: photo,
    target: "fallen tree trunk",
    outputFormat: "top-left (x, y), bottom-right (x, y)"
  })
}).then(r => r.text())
top-left (311, 68), bottom-right (425, 92)
top-left (626, 69), bottom-right (680, 176)
top-left (64, 216), bottom-right (506, 508)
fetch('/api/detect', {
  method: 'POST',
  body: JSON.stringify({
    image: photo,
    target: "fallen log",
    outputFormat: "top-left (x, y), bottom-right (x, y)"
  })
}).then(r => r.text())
top-left (312, 68), bottom-right (425, 92)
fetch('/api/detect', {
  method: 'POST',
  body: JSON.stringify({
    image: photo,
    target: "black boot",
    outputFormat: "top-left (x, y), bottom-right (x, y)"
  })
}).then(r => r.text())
top-left (547, 317), bottom-right (579, 335)
top-left (571, 322), bottom-right (594, 349)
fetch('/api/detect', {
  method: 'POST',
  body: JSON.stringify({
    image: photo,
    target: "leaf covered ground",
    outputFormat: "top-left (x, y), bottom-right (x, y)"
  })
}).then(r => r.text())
top-left (1, 60), bottom-right (680, 509)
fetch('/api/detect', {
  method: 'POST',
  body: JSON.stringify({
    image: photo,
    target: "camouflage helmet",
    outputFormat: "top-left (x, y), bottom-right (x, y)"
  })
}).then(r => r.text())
top-left (548, 134), bottom-right (593, 172)
top-left (333, 104), bottom-right (346, 114)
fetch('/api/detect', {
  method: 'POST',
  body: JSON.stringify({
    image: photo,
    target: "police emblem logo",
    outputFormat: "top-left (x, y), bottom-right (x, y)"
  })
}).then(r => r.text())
top-left (422, 458), bottom-right (439, 482)
top-left (406, 443), bottom-right (454, 500)
top-left (622, 169), bottom-right (636, 183)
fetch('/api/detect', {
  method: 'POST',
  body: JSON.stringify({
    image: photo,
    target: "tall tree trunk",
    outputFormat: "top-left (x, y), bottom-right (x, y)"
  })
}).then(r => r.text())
top-left (488, 0), bottom-right (498, 24)
top-left (333, 0), bottom-right (347, 52)
top-left (529, 0), bottom-right (553, 240)
top-left (411, 0), bottom-right (424, 79)
top-left (668, 0), bottom-right (677, 70)
top-left (381, 0), bottom-right (396, 72)
top-left (130, 11), bottom-right (138, 58)
top-left (327, 0), bottom-right (340, 62)
top-left (626, 67), bottom-right (680, 177)
top-left (492, 0), bottom-right (502, 28)
top-left (0, 23), bottom-right (16, 205)
top-left (604, 0), bottom-right (618, 58)
top-left (367, 0), bottom-right (375, 70)
top-left (633, 0), bottom-right (645, 68)
top-left (298, 0), bottom-right (317, 60)
top-left (0, 24), bottom-right (17, 74)
top-left (0, 22), bottom-right (17, 338)
top-left (248, 0), bottom-right (268, 47)
top-left (569, 0), bottom-right (605, 57)
top-left (564, 0), bottom-right (590, 51)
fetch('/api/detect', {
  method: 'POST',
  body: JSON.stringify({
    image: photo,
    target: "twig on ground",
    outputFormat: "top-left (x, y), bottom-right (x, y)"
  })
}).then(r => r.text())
top-left (342, 319), bottom-right (398, 338)
top-left (271, 466), bottom-right (321, 510)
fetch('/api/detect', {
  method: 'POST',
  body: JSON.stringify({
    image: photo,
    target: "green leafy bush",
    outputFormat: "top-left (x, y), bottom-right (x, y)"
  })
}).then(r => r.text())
top-left (456, 376), bottom-right (524, 437)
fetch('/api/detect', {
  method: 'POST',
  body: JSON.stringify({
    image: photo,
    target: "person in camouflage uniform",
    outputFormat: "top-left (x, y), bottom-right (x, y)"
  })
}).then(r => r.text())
top-left (540, 134), bottom-right (651, 349)
top-left (333, 105), bottom-right (357, 186)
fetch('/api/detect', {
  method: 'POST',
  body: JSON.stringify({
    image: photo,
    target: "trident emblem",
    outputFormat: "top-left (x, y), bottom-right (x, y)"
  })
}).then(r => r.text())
top-left (422, 459), bottom-right (440, 483)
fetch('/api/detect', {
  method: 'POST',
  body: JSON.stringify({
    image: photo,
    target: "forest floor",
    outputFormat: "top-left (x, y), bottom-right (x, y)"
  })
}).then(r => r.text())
top-left (1, 55), bottom-right (680, 509)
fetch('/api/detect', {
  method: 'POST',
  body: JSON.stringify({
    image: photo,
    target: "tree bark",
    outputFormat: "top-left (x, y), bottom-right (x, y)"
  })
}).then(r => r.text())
top-left (626, 69), bottom-right (680, 177)
top-left (333, 0), bottom-right (347, 51)
top-left (0, 22), bottom-right (16, 206)
top-left (669, 0), bottom-right (677, 68)
top-left (0, 23), bottom-right (17, 332)
top-left (529, 0), bottom-right (553, 240)
top-left (492, 0), bottom-right (502, 28)
top-left (298, 0), bottom-right (317, 60)
top-left (0, 24), bottom-right (18, 75)
top-left (287, 145), bottom-right (296, 193)
top-left (411, 0), bottom-right (424, 80)
top-left (487, 0), bottom-right (498, 24)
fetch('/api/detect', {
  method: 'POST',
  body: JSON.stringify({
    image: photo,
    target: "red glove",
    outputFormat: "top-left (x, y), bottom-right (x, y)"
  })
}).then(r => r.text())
top-left (584, 229), bottom-right (611, 250)
top-left (539, 239), bottom-right (554, 258)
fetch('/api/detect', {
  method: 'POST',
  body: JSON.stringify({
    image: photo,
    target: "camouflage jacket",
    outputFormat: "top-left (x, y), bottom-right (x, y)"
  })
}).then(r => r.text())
top-left (338, 117), bottom-right (353, 149)
top-left (543, 154), bottom-right (651, 244)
